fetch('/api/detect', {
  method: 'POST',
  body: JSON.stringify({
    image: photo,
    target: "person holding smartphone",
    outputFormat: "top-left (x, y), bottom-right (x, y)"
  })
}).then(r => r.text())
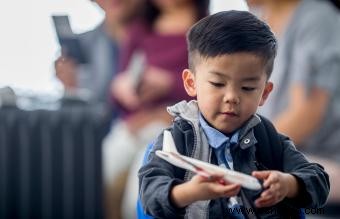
top-left (54, 0), bottom-right (140, 104)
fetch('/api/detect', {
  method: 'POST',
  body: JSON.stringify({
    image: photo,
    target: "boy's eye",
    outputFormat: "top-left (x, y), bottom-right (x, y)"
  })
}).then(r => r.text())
top-left (209, 81), bottom-right (224, 87)
top-left (242, 87), bottom-right (256, 91)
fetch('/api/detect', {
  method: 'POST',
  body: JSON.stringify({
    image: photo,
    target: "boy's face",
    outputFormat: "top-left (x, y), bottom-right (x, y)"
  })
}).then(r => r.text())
top-left (183, 53), bottom-right (273, 134)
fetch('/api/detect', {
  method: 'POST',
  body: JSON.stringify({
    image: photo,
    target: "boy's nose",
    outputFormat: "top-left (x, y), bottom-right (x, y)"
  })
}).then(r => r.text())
top-left (223, 92), bottom-right (240, 104)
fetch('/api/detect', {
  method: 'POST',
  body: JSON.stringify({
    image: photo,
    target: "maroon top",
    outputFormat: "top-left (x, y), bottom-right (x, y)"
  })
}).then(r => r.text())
top-left (118, 22), bottom-right (190, 115)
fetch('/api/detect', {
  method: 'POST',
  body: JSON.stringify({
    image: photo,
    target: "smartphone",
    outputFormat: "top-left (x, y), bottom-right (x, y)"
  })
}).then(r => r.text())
top-left (127, 51), bottom-right (146, 91)
top-left (52, 15), bottom-right (88, 64)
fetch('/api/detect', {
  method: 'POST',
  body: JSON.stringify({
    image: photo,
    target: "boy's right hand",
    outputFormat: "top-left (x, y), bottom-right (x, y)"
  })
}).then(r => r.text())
top-left (170, 174), bottom-right (241, 208)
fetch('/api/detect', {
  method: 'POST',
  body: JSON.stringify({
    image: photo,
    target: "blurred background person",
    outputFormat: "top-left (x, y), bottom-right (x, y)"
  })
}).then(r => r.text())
top-left (102, 0), bottom-right (210, 218)
top-left (247, 0), bottom-right (340, 216)
top-left (0, 1), bottom-right (247, 219)
top-left (0, 1), bottom-right (251, 219)
top-left (54, 0), bottom-right (140, 106)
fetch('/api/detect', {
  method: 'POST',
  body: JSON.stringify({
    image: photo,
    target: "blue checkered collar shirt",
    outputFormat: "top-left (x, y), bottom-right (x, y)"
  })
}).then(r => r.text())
top-left (199, 114), bottom-right (239, 170)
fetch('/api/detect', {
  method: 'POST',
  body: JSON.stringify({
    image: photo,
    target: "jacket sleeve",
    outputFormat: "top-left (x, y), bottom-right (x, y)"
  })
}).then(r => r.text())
top-left (138, 130), bottom-right (187, 218)
top-left (280, 135), bottom-right (330, 208)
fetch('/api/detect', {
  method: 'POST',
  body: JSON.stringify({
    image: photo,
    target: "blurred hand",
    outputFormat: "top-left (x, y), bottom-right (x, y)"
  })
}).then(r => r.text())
top-left (55, 56), bottom-right (77, 90)
top-left (125, 105), bottom-right (171, 135)
top-left (111, 72), bottom-right (140, 111)
top-left (252, 170), bottom-right (299, 208)
top-left (171, 174), bottom-right (241, 208)
top-left (138, 66), bottom-right (174, 104)
top-left (111, 66), bottom-right (174, 110)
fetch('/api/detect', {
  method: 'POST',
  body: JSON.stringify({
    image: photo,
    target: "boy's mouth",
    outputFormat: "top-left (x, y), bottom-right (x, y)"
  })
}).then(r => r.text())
top-left (221, 111), bottom-right (238, 117)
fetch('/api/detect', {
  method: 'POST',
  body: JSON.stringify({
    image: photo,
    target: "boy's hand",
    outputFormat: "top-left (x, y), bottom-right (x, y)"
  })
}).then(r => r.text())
top-left (252, 171), bottom-right (299, 208)
top-left (170, 174), bottom-right (241, 208)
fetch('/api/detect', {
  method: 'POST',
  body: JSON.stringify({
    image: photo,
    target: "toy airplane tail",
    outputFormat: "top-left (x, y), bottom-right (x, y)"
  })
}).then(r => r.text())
top-left (162, 130), bottom-right (178, 153)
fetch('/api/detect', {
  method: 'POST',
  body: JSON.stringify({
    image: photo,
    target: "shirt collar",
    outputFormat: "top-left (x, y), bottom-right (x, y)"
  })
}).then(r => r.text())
top-left (199, 114), bottom-right (239, 149)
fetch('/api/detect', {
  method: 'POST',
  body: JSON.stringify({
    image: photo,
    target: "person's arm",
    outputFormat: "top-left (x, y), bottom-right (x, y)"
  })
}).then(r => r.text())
top-left (307, 155), bottom-right (340, 203)
top-left (273, 85), bottom-right (329, 145)
top-left (272, 5), bottom-right (340, 147)
top-left (138, 132), bottom-right (187, 218)
top-left (110, 23), bottom-right (141, 110)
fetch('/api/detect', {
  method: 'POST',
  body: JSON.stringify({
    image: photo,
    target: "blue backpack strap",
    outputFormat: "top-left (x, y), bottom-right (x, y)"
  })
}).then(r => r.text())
top-left (299, 208), bottom-right (306, 219)
top-left (142, 141), bottom-right (156, 166)
top-left (136, 142), bottom-right (155, 219)
top-left (137, 198), bottom-right (153, 219)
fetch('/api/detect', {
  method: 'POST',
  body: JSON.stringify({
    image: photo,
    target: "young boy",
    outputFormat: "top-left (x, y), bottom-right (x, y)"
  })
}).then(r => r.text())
top-left (138, 11), bottom-right (330, 218)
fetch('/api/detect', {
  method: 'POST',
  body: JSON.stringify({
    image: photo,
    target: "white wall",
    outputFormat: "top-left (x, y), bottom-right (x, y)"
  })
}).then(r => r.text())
top-left (210, 0), bottom-right (248, 13)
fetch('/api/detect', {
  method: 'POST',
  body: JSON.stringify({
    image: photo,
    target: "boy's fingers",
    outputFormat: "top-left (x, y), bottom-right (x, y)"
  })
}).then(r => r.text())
top-left (260, 190), bottom-right (274, 201)
top-left (192, 174), bottom-right (212, 182)
top-left (196, 171), bottom-right (213, 180)
top-left (209, 173), bottom-right (225, 180)
top-left (222, 184), bottom-right (241, 195)
top-left (256, 196), bottom-right (273, 205)
top-left (255, 189), bottom-right (276, 207)
top-left (263, 174), bottom-right (279, 188)
top-left (226, 185), bottom-right (241, 196)
top-left (224, 190), bottom-right (240, 197)
top-left (205, 174), bottom-right (227, 184)
top-left (252, 170), bottom-right (271, 179)
top-left (255, 198), bottom-right (274, 208)
top-left (195, 172), bottom-right (223, 182)
top-left (210, 183), bottom-right (240, 195)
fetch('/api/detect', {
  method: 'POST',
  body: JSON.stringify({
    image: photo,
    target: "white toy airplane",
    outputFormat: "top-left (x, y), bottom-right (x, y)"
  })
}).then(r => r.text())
top-left (155, 130), bottom-right (262, 191)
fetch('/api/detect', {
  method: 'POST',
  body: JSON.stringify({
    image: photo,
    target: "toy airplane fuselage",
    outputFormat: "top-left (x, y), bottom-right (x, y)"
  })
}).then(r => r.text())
top-left (155, 130), bottom-right (262, 191)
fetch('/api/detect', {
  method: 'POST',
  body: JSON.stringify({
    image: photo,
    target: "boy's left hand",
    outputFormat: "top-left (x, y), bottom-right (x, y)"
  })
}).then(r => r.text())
top-left (252, 170), bottom-right (299, 208)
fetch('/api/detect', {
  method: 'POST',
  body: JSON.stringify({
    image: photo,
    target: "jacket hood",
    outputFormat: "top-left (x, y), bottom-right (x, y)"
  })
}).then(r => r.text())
top-left (167, 100), bottom-right (200, 123)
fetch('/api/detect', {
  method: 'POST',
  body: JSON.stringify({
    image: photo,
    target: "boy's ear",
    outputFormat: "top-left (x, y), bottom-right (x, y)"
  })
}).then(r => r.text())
top-left (259, 82), bottom-right (273, 106)
top-left (182, 69), bottom-right (197, 97)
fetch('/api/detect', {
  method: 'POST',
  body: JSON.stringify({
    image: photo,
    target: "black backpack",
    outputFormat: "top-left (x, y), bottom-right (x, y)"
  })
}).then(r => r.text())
top-left (253, 115), bottom-right (284, 171)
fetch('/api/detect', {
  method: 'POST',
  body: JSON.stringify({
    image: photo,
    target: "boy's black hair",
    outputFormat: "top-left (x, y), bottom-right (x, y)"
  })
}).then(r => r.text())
top-left (328, 0), bottom-right (340, 10)
top-left (187, 10), bottom-right (277, 78)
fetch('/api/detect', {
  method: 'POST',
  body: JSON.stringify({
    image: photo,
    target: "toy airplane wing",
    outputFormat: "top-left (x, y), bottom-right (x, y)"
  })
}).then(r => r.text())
top-left (155, 130), bottom-right (262, 191)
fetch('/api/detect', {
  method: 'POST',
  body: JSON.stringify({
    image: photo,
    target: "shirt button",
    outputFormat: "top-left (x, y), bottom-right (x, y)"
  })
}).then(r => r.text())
top-left (244, 139), bottom-right (250, 144)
